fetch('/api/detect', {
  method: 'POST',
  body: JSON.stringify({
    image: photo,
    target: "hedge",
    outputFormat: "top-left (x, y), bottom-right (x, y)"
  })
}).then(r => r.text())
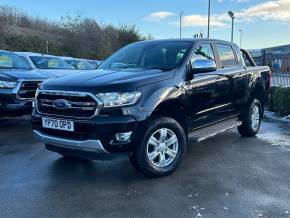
top-left (270, 87), bottom-right (290, 116)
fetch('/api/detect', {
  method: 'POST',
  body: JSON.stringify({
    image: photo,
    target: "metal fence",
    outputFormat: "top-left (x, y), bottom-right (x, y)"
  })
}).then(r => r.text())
top-left (251, 45), bottom-right (290, 88)
top-left (271, 72), bottom-right (290, 87)
top-left (264, 52), bottom-right (290, 87)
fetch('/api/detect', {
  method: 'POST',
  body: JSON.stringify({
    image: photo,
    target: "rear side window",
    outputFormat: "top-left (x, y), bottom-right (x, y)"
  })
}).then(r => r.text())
top-left (241, 50), bottom-right (255, 67)
top-left (216, 44), bottom-right (237, 68)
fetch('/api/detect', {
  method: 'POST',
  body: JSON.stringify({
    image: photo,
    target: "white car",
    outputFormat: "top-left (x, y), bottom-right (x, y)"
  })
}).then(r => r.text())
top-left (15, 52), bottom-right (82, 77)
top-left (61, 57), bottom-right (95, 70)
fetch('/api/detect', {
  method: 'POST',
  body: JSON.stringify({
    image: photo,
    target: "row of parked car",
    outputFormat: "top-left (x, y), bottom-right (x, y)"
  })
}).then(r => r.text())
top-left (0, 50), bottom-right (101, 116)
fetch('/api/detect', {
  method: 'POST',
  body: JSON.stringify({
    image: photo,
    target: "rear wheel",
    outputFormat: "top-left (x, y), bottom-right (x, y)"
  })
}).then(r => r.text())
top-left (238, 98), bottom-right (262, 137)
top-left (130, 117), bottom-right (187, 177)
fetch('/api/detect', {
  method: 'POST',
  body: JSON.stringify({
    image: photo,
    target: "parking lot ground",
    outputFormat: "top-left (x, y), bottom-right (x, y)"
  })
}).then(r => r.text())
top-left (0, 116), bottom-right (290, 218)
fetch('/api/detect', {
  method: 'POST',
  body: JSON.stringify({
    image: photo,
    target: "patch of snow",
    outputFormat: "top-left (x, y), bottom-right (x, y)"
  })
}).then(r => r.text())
top-left (264, 110), bottom-right (290, 123)
top-left (258, 121), bottom-right (290, 147)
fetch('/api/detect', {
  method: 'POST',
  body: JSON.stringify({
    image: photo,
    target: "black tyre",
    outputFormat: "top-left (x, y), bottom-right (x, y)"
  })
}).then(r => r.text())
top-left (129, 152), bottom-right (141, 171)
top-left (130, 117), bottom-right (187, 177)
top-left (238, 98), bottom-right (263, 137)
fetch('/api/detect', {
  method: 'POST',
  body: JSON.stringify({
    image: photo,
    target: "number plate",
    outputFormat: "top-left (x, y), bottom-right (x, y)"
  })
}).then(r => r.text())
top-left (42, 117), bottom-right (74, 132)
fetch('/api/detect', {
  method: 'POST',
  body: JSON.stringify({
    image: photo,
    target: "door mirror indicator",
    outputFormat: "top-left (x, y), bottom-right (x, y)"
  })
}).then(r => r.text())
top-left (191, 59), bottom-right (217, 74)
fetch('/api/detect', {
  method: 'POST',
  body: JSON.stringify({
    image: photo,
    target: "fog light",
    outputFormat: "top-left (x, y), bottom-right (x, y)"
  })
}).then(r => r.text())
top-left (115, 131), bottom-right (132, 142)
top-left (32, 101), bottom-right (35, 108)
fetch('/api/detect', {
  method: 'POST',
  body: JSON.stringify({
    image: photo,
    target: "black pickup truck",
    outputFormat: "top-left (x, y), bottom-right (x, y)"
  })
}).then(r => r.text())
top-left (32, 39), bottom-right (271, 177)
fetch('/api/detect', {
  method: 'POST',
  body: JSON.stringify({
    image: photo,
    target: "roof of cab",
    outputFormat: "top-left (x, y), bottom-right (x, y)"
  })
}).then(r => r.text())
top-left (135, 38), bottom-right (239, 47)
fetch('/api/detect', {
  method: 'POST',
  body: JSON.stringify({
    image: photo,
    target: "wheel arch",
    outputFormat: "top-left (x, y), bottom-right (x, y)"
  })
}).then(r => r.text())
top-left (247, 71), bottom-right (269, 108)
top-left (150, 100), bottom-right (189, 136)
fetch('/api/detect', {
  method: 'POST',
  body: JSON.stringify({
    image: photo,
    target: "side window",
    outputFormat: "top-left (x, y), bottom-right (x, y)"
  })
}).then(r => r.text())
top-left (216, 44), bottom-right (237, 68)
top-left (0, 54), bottom-right (13, 68)
top-left (194, 44), bottom-right (215, 61)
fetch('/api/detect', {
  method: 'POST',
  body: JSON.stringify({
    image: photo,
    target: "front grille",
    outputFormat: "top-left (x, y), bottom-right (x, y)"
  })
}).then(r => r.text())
top-left (18, 81), bottom-right (42, 99)
top-left (36, 91), bottom-right (100, 119)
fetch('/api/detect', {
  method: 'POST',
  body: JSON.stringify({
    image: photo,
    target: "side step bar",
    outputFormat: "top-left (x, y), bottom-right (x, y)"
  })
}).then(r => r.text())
top-left (188, 117), bottom-right (242, 142)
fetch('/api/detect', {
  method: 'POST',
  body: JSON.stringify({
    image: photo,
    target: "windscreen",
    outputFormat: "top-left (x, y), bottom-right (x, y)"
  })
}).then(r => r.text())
top-left (99, 41), bottom-right (193, 71)
top-left (0, 51), bottom-right (31, 70)
top-left (30, 56), bottom-right (73, 69)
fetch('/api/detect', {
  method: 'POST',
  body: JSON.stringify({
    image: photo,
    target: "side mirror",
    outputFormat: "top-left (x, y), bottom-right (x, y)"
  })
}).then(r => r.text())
top-left (191, 58), bottom-right (217, 74)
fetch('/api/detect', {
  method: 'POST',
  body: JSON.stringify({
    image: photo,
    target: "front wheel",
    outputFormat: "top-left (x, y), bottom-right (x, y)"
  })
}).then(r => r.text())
top-left (130, 117), bottom-right (187, 177)
top-left (238, 98), bottom-right (263, 137)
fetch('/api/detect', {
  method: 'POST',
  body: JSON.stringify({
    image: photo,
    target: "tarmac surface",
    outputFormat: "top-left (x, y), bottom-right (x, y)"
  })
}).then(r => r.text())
top-left (0, 116), bottom-right (290, 218)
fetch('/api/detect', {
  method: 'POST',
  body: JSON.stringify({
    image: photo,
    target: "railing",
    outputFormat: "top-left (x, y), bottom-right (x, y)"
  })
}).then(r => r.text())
top-left (271, 72), bottom-right (290, 87)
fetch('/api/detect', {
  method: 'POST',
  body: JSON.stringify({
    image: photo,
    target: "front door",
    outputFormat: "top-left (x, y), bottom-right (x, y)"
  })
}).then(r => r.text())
top-left (185, 43), bottom-right (231, 130)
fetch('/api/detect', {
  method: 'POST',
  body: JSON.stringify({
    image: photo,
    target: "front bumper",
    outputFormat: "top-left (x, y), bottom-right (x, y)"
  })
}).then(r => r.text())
top-left (0, 100), bottom-right (32, 116)
top-left (32, 112), bottom-right (145, 157)
top-left (33, 130), bottom-right (109, 153)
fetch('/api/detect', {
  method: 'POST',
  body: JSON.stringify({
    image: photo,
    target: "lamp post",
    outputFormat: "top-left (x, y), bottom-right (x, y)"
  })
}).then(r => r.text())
top-left (228, 11), bottom-right (235, 43)
top-left (180, 11), bottom-right (184, 38)
top-left (239, 29), bottom-right (243, 48)
top-left (207, 0), bottom-right (211, 38)
top-left (46, 41), bottom-right (49, 54)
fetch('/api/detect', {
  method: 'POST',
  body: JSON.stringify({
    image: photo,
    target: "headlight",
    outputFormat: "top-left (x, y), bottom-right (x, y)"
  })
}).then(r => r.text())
top-left (0, 81), bottom-right (16, 89)
top-left (96, 91), bottom-right (141, 108)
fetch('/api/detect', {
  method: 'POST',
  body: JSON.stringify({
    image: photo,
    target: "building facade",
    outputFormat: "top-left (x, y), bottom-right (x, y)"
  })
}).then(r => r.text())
top-left (249, 44), bottom-right (290, 74)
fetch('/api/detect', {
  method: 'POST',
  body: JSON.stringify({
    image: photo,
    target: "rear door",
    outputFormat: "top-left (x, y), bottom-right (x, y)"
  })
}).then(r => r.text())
top-left (213, 43), bottom-right (247, 116)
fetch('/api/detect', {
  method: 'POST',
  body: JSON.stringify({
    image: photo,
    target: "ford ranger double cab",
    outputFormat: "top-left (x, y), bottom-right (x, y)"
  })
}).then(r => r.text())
top-left (32, 39), bottom-right (271, 177)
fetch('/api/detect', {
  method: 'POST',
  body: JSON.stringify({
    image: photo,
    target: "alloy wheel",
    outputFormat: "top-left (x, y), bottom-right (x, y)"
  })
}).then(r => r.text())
top-left (146, 128), bottom-right (179, 168)
top-left (251, 105), bottom-right (260, 131)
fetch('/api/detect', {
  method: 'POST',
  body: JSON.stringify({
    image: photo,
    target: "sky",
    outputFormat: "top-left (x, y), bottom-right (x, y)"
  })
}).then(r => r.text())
top-left (1, 0), bottom-right (290, 49)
